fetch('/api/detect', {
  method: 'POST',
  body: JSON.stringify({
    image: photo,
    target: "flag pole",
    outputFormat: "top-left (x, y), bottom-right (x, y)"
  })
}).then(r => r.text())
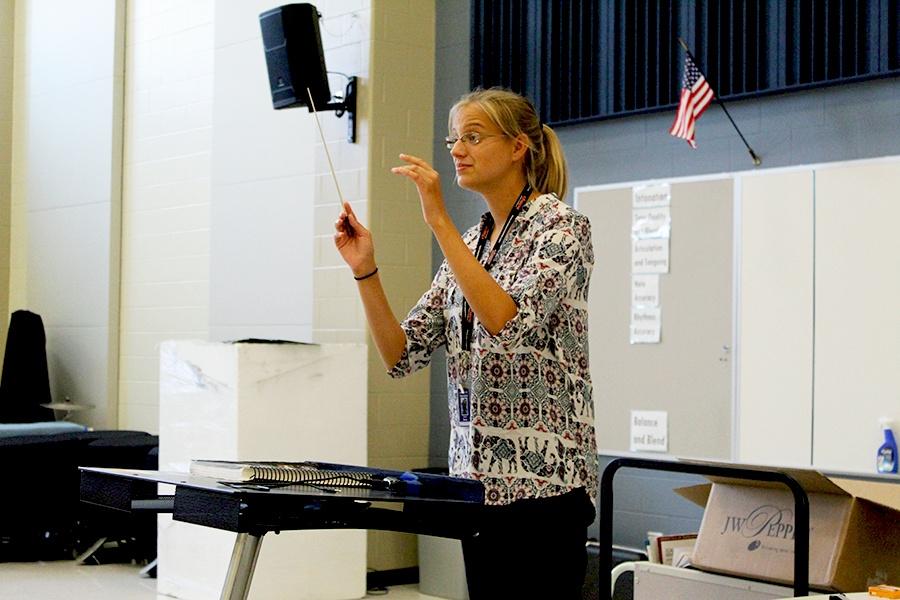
top-left (677, 38), bottom-right (762, 166)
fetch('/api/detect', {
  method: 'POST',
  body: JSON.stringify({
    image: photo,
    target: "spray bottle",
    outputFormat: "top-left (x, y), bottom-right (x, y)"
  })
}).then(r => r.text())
top-left (877, 418), bottom-right (898, 474)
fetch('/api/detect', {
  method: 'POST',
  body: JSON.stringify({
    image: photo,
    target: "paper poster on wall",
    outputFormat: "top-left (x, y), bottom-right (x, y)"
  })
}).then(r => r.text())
top-left (632, 239), bottom-right (669, 274)
top-left (630, 410), bottom-right (668, 452)
top-left (632, 275), bottom-right (659, 307)
top-left (633, 183), bottom-right (671, 209)
top-left (630, 307), bottom-right (661, 343)
top-left (632, 206), bottom-right (671, 239)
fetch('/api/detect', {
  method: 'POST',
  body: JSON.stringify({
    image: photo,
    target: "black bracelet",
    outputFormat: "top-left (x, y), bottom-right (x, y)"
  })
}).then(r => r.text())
top-left (353, 267), bottom-right (379, 281)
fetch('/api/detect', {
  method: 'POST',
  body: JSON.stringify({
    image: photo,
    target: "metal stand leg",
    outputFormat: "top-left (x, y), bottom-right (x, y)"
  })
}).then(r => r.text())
top-left (220, 532), bottom-right (265, 600)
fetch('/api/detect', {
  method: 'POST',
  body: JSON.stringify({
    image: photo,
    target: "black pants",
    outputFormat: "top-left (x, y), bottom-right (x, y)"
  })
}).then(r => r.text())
top-left (462, 488), bottom-right (596, 600)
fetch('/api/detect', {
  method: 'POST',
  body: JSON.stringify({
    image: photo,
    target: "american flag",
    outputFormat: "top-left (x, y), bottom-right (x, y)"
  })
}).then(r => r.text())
top-left (669, 54), bottom-right (714, 148)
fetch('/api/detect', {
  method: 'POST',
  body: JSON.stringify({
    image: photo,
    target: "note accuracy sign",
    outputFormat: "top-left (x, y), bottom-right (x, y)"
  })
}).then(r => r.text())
top-left (630, 410), bottom-right (668, 452)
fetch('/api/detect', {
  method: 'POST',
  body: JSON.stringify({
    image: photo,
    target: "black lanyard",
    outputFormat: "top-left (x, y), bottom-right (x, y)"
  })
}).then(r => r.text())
top-left (460, 183), bottom-right (532, 351)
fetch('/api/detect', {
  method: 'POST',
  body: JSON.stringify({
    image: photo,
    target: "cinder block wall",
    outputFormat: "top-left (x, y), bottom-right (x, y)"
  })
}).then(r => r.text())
top-left (362, 0), bottom-right (437, 572)
top-left (119, 0), bottom-right (215, 431)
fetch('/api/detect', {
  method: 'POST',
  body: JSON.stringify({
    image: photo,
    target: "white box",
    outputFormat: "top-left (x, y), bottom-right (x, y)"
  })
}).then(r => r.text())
top-left (632, 562), bottom-right (794, 600)
top-left (158, 340), bottom-right (367, 600)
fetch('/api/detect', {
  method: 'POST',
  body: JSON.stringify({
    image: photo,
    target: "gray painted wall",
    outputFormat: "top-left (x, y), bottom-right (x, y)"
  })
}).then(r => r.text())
top-left (594, 456), bottom-right (705, 548)
top-left (428, 0), bottom-right (900, 546)
top-left (558, 77), bottom-right (900, 190)
top-left (428, 0), bottom-right (474, 469)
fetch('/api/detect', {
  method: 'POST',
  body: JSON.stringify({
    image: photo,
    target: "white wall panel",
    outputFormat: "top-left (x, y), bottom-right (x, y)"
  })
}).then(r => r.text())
top-left (210, 175), bottom-right (314, 342)
top-left (44, 325), bottom-right (116, 422)
top-left (208, 1), bottom-right (317, 343)
top-left (18, 1), bottom-right (119, 89)
top-left (24, 83), bottom-right (118, 211)
top-left (27, 203), bottom-right (112, 326)
top-left (11, 0), bottom-right (124, 428)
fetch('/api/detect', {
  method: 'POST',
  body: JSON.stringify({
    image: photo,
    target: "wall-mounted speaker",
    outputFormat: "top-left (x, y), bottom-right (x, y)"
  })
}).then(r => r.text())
top-left (259, 3), bottom-right (330, 110)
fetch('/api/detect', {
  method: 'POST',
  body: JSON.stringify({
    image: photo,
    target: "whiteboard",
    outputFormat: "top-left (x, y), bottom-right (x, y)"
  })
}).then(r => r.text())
top-left (576, 178), bottom-right (734, 460)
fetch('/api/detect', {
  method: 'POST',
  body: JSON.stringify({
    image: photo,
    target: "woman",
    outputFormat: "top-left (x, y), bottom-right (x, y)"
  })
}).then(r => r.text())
top-left (334, 88), bottom-right (598, 599)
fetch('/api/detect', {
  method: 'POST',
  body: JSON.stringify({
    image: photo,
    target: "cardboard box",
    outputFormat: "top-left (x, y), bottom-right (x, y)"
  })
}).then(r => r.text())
top-left (676, 465), bottom-right (900, 592)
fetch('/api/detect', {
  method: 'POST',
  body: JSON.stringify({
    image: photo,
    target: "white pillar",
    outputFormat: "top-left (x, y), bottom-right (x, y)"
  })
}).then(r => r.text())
top-left (158, 339), bottom-right (367, 600)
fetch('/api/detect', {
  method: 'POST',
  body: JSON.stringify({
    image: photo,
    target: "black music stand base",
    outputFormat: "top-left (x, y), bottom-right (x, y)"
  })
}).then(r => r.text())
top-left (221, 532), bottom-right (264, 600)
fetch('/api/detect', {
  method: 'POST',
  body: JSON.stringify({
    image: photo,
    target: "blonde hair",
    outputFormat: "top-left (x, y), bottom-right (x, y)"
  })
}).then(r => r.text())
top-left (449, 88), bottom-right (569, 199)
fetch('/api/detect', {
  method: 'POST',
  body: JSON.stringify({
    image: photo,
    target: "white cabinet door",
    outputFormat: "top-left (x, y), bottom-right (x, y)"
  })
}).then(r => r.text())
top-left (737, 170), bottom-right (814, 466)
top-left (813, 160), bottom-right (900, 472)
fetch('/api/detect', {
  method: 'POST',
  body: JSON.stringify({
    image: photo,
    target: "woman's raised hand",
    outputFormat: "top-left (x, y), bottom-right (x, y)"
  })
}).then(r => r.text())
top-left (334, 201), bottom-right (376, 277)
top-left (391, 154), bottom-right (448, 228)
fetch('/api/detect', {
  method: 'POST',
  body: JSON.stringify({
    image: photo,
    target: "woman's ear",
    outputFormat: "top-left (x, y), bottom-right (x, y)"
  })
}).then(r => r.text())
top-left (511, 133), bottom-right (530, 162)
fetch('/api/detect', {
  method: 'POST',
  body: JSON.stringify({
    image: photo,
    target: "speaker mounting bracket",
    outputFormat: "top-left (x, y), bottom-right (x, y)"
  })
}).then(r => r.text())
top-left (320, 76), bottom-right (358, 144)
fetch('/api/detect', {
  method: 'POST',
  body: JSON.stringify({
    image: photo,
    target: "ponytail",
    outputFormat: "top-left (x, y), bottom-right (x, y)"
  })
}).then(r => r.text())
top-left (535, 123), bottom-right (568, 200)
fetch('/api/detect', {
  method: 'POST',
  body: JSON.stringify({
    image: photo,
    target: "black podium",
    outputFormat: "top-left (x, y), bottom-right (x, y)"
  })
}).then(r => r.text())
top-left (80, 464), bottom-right (484, 599)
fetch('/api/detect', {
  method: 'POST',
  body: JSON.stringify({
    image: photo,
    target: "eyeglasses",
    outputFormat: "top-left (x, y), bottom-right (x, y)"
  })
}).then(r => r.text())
top-left (444, 131), bottom-right (504, 150)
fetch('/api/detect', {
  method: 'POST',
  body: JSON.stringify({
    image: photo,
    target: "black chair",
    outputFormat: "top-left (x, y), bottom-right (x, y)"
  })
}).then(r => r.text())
top-left (0, 430), bottom-right (159, 562)
top-left (0, 310), bottom-right (54, 423)
top-left (0, 312), bottom-right (160, 563)
top-left (0, 431), bottom-right (101, 560)
top-left (76, 433), bottom-right (160, 564)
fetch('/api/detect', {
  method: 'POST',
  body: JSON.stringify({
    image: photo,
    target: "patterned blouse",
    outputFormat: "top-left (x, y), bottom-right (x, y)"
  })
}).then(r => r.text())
top-left (388, 193), bottom-right (598, 506)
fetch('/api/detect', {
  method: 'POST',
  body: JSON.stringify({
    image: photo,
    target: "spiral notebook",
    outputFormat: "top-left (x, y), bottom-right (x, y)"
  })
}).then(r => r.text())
top-left (190, 460), bottom-right (376, 487)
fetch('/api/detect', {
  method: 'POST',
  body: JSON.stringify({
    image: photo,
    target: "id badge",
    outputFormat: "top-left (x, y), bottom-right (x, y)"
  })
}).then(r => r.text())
top-left (456, 386), bottom-right (472, 425)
